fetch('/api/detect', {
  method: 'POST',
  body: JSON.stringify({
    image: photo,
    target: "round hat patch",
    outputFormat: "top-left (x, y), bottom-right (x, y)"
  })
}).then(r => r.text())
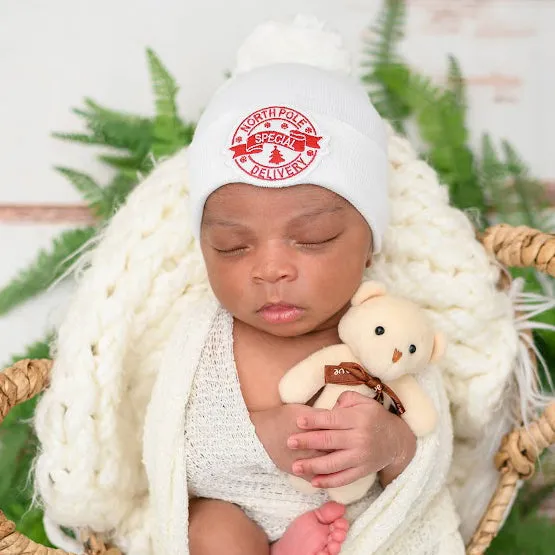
top-left (229, 106), bottom-right (325, 181)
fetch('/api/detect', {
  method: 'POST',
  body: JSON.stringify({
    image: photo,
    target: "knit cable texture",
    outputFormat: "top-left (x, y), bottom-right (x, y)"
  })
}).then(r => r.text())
top-left (33, 126), bottom-right (525, 552)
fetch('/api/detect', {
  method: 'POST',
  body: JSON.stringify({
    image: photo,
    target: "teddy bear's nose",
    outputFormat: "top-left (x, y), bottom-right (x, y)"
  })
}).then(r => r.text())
top-left (392, 349), bottom-right (403, 363)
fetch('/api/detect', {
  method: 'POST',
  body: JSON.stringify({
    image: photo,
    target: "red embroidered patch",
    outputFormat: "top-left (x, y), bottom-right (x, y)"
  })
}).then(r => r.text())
top-left (229, 106), bottom-right (324, 181)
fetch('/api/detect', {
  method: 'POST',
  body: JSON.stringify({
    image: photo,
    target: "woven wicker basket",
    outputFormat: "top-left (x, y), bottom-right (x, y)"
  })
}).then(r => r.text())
top-left (1, 223), bottom-right (554, 555)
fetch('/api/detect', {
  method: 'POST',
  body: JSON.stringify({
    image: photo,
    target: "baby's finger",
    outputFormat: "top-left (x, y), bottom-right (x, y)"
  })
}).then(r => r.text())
top-left (297, 409), bottom-right (352, 431)
top-left (288, 430), bottom-right (350, 451)
top-left (292, 449), bottom-right (351, 477)
top-left (311, 466), bottom-right (367, 489)
top-left (334, 390), bottom-right (378, 409)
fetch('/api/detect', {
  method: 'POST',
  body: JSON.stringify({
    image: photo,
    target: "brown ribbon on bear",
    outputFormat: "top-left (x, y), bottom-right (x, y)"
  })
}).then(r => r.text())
top-left (324, 362), bottom-right (406, 416)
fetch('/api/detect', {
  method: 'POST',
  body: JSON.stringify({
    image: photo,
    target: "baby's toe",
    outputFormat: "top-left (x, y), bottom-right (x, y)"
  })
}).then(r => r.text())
top-left (330, 528), bottom-right (347, 542)
top-left (315, 502), bottom-right (346, 524)
top-left (332, 517), bottom-right (349, 531)
top-left (327, 541), bottom-right (343, 555)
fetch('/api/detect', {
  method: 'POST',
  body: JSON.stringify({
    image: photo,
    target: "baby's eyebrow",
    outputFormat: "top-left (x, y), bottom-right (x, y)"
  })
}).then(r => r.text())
top-left (288, 204), bottom-right (345, 225)
top-left (202, 203), bottom-right (345, 229)
top-left (202, 217), bottom-right (246, 228)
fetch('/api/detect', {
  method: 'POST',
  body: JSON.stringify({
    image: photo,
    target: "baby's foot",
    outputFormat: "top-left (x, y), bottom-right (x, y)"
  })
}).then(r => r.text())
top-left (271, 501), bottom-right (350, 555)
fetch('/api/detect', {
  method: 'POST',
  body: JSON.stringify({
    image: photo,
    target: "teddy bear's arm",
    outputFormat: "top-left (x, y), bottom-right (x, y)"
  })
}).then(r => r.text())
top-left (386, 375), bottom-right (438, 436)
top-left (279, 343), bottom-right (355, 404)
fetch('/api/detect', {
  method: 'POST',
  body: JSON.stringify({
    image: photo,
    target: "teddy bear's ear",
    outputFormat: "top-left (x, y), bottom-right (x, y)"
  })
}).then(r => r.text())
top-left (430, 332), bottom-right (446, 363)
top-left (351, 280), bottom-right (387, 306)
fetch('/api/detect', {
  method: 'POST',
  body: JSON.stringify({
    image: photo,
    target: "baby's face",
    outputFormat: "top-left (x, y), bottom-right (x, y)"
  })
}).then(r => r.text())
top-left (200, 183), bottom-right (372, 337)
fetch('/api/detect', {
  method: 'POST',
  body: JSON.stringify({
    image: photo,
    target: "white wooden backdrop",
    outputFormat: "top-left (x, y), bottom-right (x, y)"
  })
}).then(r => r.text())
top-left (1, 0), bottom-right (554, 363)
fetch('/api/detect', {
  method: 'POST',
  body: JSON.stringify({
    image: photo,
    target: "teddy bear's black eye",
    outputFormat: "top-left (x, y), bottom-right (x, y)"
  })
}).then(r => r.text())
top-left (375, 326), bottom-right (385, 336)
top-left (409, 344), bottom-right (416, 354)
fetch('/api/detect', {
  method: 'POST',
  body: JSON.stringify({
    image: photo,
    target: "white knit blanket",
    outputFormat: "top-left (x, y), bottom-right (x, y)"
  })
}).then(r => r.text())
top-left (33, 127), bottom-right (527, 554)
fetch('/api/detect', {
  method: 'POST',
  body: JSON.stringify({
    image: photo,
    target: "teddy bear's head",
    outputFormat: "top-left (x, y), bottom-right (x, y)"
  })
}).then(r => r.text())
top-left (338, 281), bottom-right (445, 381)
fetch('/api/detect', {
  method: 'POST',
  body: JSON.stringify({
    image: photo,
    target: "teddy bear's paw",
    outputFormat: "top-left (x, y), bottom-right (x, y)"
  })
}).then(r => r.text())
top-left (402, 407), bottom-right (438, 437)
top-left (326, 474), bottom-right (376, 504)
top-left (288, 474), bottom-right (321, 494)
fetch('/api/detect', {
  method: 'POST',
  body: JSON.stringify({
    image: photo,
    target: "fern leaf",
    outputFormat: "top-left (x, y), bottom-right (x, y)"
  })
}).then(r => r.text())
top-left (502, 140), bottom-right (548, 229)
top-left (379, 67), bottom-right (485, 214)
top-left (98, 154), bottom-right (148, 171)
top-left (502, 140), bottom-right (530, 177)
top-left (95, 173), bottom-right (137, 220)
top-left (179, 121), bottom-right (196, 146)
top-left (479, 133), bottom-right (508, 220)
top-left (447, 55), bottom-right (466, 112)
top-left (0, 227), bottom-right (97, 316)
top-left (55, 167), bottom-right (105, 207)
top-left (361, 0), bottom-right (410, 132)
top-left (367, 63), bottom-right (412, 132)
top-left (147, 48), bottom-right (179, 124)
top-left (60, 101), bottom-right (155, 155)
top-left (51, 132), bottom-right (99, 145)
top-left (147, 48), bottom-right (184, 151)
top-left (368, 0), bottom-right (406, 67)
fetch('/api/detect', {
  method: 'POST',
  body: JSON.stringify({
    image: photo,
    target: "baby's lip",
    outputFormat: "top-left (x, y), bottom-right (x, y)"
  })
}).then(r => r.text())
top-left (258, 301), bottom-right (302, 311)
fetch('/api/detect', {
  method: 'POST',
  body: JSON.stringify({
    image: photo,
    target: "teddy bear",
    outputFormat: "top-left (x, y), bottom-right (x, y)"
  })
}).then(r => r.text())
top-left (278, 280), bottom-right (445, 504)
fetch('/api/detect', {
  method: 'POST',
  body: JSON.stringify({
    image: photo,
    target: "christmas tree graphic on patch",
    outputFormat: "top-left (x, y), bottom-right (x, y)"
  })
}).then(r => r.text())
top-left (269, 146), bottom-right (285, 165)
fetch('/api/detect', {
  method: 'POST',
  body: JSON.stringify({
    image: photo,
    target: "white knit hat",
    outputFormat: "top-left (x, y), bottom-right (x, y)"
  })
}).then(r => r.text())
top-left (187, 16), bottom-right (389, 253)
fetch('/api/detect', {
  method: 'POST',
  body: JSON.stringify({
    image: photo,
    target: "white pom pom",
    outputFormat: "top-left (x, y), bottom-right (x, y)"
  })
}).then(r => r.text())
top-left (234, 14), bottom-right (352, 75)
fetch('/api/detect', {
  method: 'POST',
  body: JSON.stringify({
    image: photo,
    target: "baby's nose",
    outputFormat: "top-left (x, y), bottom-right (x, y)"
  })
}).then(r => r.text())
top-left (392, 348), bottom-right (403, 363)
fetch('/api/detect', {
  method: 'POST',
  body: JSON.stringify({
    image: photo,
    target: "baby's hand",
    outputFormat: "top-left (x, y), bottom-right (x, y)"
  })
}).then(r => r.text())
top-left (286, 391), bottom-right (417, 489)
top-left (249, 403), bottom-right (332, 475)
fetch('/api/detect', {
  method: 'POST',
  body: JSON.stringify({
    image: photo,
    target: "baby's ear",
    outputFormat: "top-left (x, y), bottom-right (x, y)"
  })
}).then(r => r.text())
top-left (430, 332), bottom-right (446, 363)
top-left (351, 280), bottom-right (387, 306)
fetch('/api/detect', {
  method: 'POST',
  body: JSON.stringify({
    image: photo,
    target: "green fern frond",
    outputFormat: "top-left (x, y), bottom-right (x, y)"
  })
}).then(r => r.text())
top-left (98, 153), bottom-right (149, 171)
top-left (65, 100), bottom-right (155, 155)
top-left (55, 167), bottom-right (104, 207)
top-left (479, 133), bottom-right (508, 218)
top-left (393, 71), bottom-right (443, 114)
top-left (376, 65), bottom-right (485, 214)
top-left (94, 173), bottom-right (137, 220)
top-left (361, 0), bottom-right (410, 132)
top-left (53, 51), bottom-right (193, 168)
top-left (368, 0), bottom-right (406, 66)
top-left (147, 48), bottom-right (184, 153)
top-left (178, 121), bottom-right (196, 146)
top-left (502, 140), bottom-right (549, 229)
top-left (502, 140), bottom-right (529, 176)
top-left (56, 166), bottom-right (138, 220)
top-left (0, 227), bottom-right (97, 316)
top-left (151, 120), bottom-right (196, 159)
top-left (51, 132), bottom-right (99, 145)
top-left (368, 62), bottom-right (412, 132)
top-left (147, 48), bottom-right (179, 125)
top-left (447, 55), bottom-right (466, 111)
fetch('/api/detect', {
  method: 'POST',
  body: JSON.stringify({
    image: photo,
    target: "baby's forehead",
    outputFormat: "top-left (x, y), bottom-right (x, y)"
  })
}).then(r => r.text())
top-left (202, 183), bottom-right (353, 230)
top-left (205, 182), bottom-right (347, 208)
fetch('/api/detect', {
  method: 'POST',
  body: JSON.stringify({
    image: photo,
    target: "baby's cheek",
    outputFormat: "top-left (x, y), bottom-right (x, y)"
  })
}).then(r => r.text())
top-left (206, 261), bottom-right (246, 302)
top-left (307, 254), bottom-right (365, 297)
